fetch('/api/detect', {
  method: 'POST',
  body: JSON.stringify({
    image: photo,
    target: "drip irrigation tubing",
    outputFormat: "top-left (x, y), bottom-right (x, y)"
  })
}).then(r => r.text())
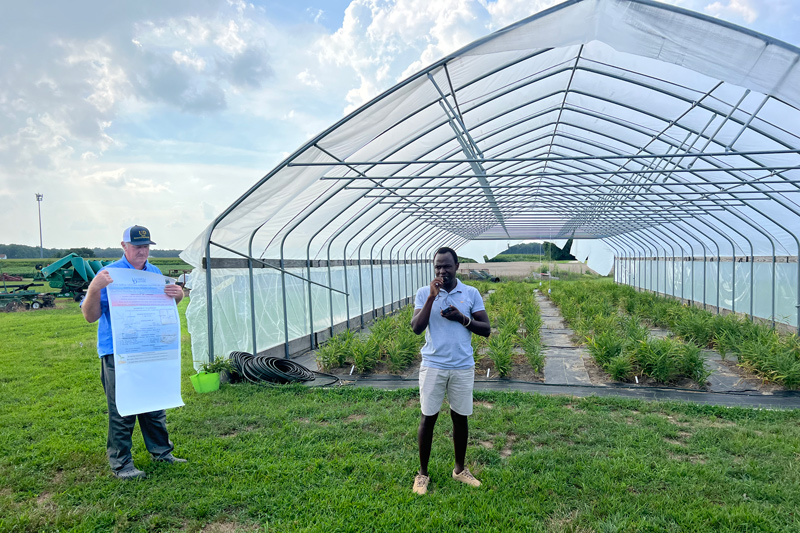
top-left (230, 351), bottom-right (340, 387)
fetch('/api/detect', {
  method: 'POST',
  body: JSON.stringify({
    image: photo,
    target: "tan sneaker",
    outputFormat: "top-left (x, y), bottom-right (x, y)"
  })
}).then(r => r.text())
top-left (413, 473), bottom-right (430, 495)
top-left (452, 468), bottom-right (481, 487)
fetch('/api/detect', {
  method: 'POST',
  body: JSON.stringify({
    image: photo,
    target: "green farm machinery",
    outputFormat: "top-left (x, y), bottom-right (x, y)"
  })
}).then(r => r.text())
top-left (0, 265), bottom-right (54, 312)
top-left (0, 283), bottom-right (55, 312)
top-left (34, 254), bottom-right (113, 301)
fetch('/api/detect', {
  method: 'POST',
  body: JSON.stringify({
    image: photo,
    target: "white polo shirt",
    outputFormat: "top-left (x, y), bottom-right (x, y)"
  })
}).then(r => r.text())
top-left (415, 279), bottom-right (485, 369)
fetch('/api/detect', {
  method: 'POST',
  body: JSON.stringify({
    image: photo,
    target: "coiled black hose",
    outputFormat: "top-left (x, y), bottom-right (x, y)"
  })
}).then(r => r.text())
top-left (230, 351), bottom-right (339, 387)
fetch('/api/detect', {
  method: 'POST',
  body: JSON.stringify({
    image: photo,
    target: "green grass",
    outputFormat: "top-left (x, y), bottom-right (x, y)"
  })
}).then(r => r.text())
top-left (3, 303), bottom-right (800, 531)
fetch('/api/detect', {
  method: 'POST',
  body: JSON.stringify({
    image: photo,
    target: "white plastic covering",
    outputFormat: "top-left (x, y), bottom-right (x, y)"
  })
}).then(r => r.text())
top-left (182, 0), bottom-right (800, 364)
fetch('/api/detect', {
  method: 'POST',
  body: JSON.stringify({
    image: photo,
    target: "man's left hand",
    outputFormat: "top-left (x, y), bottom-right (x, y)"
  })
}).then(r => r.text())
top-left (164, 284), bottom-right (183, 300)
top-left (440, 305), bottom-right (465, 323)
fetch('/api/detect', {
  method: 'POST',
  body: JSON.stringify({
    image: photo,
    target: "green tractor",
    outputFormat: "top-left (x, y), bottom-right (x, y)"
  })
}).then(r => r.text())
top-left (34, 254), bottom-right (113, 301)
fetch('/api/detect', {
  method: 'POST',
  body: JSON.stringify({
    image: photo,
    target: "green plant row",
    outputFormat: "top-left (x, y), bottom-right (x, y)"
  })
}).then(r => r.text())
top-left (549, 280), bottom-right (711, 385)
top-left (470, 281), bottom-right (544, 377)
top-left (604, 284), bottom-right (800, 389)
top-left (315, 305), bottom-right (425, 373)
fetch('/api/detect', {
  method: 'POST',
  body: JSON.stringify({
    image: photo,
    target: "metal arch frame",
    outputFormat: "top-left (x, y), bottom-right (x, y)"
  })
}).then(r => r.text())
top-left (199, 2), bottom-right (800, 361)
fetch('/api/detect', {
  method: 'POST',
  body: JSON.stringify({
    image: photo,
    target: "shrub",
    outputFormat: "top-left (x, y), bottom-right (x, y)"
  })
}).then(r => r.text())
top-left (607, 354), bottom-right (634, 382)
top-left (634, 338), bottom-right (681, 384)
top-left (587, 330), bottom-right (625, 367)
top-left (521, 333), bottom-right (544, 373)
top-left (487, 332), bottom-right (514, 377)
top-left (769, 350), bottom-right (800, 389)
top-left (680, 344), bottom-right (712, 384)
top-left (351, 337), bottom-right (380, 373)
top-left (368, 317), bottom-right (396, 348)
top-left (315, 332), bottom-right (351, 370)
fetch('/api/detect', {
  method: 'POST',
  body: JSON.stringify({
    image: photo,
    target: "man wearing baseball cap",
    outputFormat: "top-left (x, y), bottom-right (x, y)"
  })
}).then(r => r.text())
top-left (81, 225), bottom-right (186, 480)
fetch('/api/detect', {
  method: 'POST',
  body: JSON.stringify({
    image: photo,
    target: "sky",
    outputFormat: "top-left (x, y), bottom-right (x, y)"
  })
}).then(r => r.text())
top-left (1, 0), bottom-right (798, 258)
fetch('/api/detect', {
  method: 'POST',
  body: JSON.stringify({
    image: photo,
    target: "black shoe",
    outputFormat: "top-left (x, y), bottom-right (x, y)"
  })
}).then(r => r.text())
top-left (153, 453), bottom-right (188, 464)
top-left (113, 465), bottom-right (147, 480)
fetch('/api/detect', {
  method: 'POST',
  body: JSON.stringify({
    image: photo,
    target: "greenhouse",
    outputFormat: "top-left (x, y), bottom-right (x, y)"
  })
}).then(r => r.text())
top-left (180, 0), bottom-right (800, 366)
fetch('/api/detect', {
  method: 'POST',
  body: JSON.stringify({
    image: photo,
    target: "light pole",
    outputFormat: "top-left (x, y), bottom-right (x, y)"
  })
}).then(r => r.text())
top-left (35, 193), bottom-right (43, 259)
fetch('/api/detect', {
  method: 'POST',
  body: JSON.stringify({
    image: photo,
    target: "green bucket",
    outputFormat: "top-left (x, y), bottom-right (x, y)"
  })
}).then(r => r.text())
top-left (190, 371), bottom-right (220, 393)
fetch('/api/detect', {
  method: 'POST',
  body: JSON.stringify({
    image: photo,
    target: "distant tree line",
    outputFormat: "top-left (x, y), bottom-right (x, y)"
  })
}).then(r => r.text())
top-left (0, 243), bottom-right (182, 259)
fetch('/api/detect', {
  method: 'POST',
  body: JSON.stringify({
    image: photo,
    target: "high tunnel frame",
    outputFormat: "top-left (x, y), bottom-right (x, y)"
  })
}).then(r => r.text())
top-left (185, 0), bottom-right (800, 363)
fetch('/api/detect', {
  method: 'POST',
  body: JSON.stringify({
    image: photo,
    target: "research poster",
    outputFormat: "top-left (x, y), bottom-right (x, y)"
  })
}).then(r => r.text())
top-left (106, 268), bottom-right (184, 416)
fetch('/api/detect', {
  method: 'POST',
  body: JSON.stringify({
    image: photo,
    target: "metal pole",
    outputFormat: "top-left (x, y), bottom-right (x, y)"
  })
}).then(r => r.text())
top-left (35, 193), bottom-right (43, 259)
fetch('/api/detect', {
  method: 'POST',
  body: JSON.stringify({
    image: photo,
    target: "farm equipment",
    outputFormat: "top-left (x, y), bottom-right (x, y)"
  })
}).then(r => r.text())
top-left (34, 253), bottom-right (113, 301)
top-left (0, 270), bottom-right (55, 312)
top-left (0, 287), bottom-right (55, 312)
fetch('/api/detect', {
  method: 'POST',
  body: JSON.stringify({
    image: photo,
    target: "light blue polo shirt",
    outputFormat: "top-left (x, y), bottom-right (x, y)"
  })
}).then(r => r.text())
top-left (81, 255), bottom-right (162, 357)
top-left (415, 279), bottom-right (485, 369)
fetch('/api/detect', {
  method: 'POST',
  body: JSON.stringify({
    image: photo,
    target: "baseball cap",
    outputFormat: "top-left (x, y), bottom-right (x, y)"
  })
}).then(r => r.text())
top-left (123, 225), bottom-right (156, 246)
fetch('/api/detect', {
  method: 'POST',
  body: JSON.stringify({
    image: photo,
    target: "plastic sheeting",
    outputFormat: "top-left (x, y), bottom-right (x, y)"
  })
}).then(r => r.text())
top-left (187, 263), bottom-right (433, 367)
top-left (180, 0), bottom-right (800, 362)
top-left (615, 259), bottom-right (798, 326)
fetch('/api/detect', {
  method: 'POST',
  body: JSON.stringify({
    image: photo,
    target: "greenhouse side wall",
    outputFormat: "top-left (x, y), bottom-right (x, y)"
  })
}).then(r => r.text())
top-left (186, 261), bottom-right (433, 368)
top-left (614, 257), bottom-right (798, 331)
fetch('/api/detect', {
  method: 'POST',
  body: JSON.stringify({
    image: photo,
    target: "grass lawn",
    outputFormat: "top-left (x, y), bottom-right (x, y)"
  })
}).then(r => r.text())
top-left (2, 302), bottom-right (800, 532)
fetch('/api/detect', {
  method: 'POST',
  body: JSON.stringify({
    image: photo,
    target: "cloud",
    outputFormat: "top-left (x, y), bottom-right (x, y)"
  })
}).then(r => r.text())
top-left (219, 46), bottom-right (274, 89)
top-left (705, 0), bottom-right (758, 23)
top-left (481, 0), bottom-right (561, 30)
top-left (172, 50), bottom-right (207, 71)
top-left (297, 69), bottom-right (322, 89)
top-left (316, 0), bottom-right (494, 112)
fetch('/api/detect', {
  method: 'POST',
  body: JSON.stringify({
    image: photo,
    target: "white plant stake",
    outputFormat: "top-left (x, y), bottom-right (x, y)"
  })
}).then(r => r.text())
top-left (349, 365), bottom-right (355, 375)
top-left (635, 375), bottom-right (639, 383)
top-left (487, 368), bottom-right (491, 378)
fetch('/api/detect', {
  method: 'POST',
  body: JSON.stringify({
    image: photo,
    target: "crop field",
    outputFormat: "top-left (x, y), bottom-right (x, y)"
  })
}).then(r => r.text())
top-left (2, 295), bottom-right (800, 532)
top-left (549, 279), bottom-right (800, 389)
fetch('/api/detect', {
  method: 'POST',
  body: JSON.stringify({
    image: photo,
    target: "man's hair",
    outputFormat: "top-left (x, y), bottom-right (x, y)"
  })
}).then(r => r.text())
top-left (434, 247), bottom-right (459, 265)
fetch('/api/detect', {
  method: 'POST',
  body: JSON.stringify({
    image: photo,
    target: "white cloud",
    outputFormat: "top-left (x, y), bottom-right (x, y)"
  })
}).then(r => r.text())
top-left (213, 20), bottom-right (247, 54)
top-left (172, 50), bottom-right (207, 71)
top-left (317, 0), bottom-right (493, 113)
top-left (480, 0), bottom-right (560, 29)
top-left (297, 69), bottom-right (322, 88)
top-left (705, 0), bottom-right (758, 23)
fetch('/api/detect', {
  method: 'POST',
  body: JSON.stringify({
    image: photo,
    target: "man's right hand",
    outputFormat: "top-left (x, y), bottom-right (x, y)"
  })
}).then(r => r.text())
top-left (89, 270), bottom-right (114, 291)
top-left (82, 270), bottom-right (113, 324)
top-left (429, 277), bottom-right (444, 299)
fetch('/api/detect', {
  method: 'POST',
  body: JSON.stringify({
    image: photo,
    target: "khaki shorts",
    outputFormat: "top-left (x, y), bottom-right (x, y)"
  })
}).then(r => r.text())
top-left (418, 365), bottom-right (475, 416)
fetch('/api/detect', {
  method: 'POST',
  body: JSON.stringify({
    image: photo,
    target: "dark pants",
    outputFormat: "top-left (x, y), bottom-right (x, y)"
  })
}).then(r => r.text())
top-left (100, 355), bottom-right (173, 471)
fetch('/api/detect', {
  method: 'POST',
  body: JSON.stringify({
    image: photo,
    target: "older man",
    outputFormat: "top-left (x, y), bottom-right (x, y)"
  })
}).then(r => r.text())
top-left (410, 247), bottom-right (491, 495)
top-left (81, 225), bottom-right (186, 480)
